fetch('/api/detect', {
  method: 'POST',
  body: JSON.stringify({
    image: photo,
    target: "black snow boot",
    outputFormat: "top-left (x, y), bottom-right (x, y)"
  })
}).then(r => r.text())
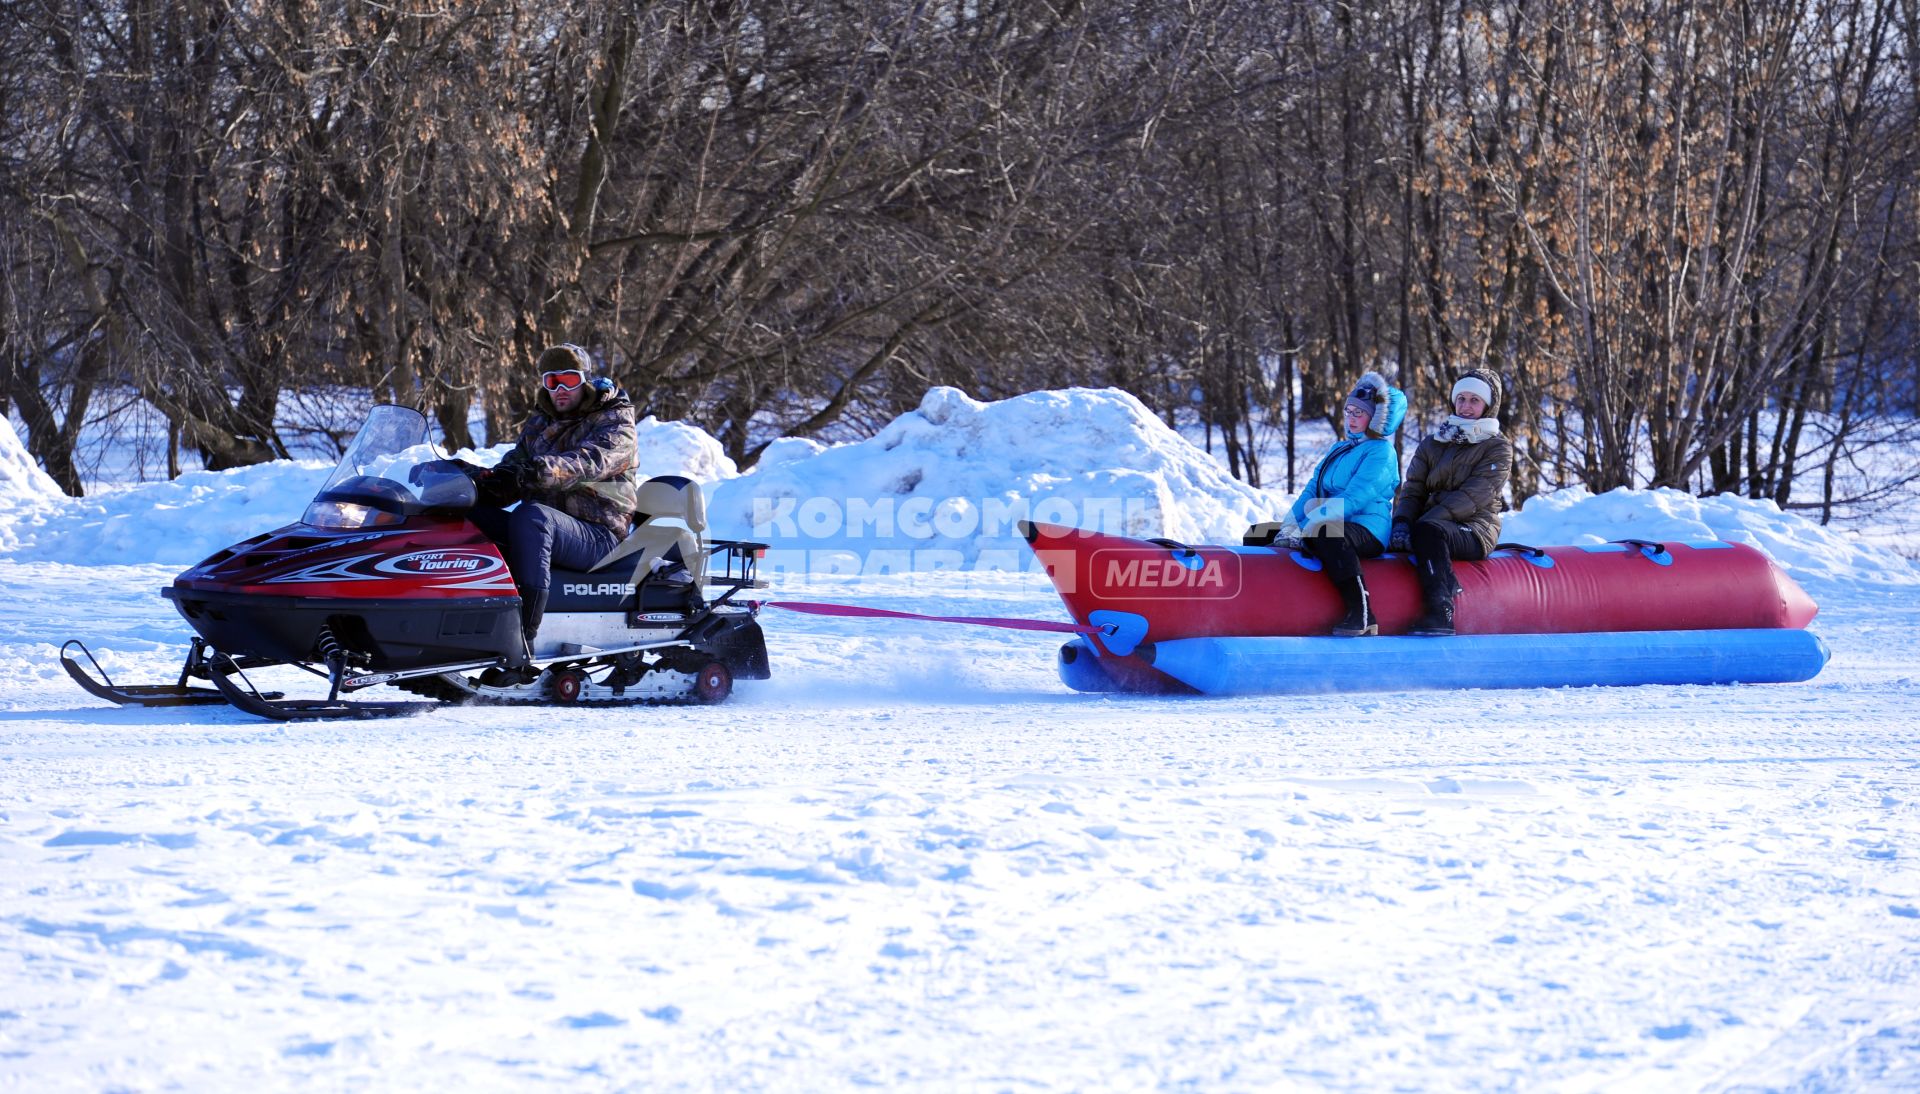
top-left (1331, 576), bottom-right (1377, 637)
top-left (478, 663), bottom-right (541, 688)
top-left (478, 635), bottom-right (541, 688)
top-left (1407, 596), bottom-right (1455, 637)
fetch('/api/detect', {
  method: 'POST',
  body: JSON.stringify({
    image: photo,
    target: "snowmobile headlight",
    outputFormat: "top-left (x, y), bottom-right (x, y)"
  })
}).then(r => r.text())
top-left (302, 499), bottom-right (404, 530)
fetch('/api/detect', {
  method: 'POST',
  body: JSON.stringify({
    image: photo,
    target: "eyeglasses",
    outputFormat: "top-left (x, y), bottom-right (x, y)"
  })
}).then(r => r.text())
top-left (1351, 385), bottom-right (1378, 402)
top-left (542, 369), bottom-right (586, 391)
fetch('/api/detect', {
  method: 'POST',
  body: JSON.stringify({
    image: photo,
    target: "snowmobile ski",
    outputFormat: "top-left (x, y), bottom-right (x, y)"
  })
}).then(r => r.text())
top-left (207, 654), bottom-right (440, 722)
top-left (61, 638), bottom-right (280, 708)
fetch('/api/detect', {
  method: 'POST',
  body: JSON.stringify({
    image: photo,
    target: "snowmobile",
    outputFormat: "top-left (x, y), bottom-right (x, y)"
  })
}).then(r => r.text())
top-left (62, 404), bottom-right (771, 720)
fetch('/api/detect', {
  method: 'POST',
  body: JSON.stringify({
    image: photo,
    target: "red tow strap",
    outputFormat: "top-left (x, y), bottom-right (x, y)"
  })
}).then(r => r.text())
top-left (751, 600), bottom-right (1103, 636)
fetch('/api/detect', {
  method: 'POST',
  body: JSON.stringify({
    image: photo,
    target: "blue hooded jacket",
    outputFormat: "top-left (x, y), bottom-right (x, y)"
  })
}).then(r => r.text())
top-left (1286, 372), bottom-right (1407, 544)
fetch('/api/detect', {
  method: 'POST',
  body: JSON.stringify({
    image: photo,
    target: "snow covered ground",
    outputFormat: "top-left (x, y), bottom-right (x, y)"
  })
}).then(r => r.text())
top-left (2, 393), bottom-right (1919, 1090)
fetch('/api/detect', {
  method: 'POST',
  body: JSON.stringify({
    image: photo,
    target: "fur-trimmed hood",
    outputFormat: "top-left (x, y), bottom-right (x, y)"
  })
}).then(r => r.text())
top-left (1346, 370), bottom-right (1408, 439)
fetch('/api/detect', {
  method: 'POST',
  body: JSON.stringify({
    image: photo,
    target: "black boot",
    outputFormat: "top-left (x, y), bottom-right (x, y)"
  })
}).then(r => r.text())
top-left (1407, 596), bottom-right (1455, 637)
top-left (478, 662), bottom-right (541, 688)
top-left (1409, 546), bottom-right (1459, 636)
top-left (478, 633), bottom-right (541, 688)
top-left (1331, 575), bottom-right (1377, 637)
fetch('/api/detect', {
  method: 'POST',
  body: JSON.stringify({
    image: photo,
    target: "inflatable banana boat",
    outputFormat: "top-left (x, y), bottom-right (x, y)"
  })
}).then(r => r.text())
top-left (1019, 521), bottom-right (1827, 696)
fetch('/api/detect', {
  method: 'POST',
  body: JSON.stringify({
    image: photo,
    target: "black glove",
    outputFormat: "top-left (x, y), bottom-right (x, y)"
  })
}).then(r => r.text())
top-left (509, 458), bottom-right (543, 494)
top-left (1242, 521), bottom-right (1284, 547)
top-left (476, 469), bottom-right (516, 505)
top-left (481, 451), bottom-right (539, 503)
top-left (407, 457), bottom-right (482, 487)
top-left (1388, 524), bottom-right (1411, 553)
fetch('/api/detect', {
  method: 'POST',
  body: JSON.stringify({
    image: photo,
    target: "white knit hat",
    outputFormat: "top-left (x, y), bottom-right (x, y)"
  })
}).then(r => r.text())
top-left (1449, 368), bottom-right (1502, 416)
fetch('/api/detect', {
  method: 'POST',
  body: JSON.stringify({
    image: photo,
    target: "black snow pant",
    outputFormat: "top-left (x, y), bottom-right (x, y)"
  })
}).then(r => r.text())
top-left (1301, 524), bottom-right (1383, 586)
top-left (1409, 518), bottom-right (1487, 606)
top-left (470, 502), bottom-right (622, 646)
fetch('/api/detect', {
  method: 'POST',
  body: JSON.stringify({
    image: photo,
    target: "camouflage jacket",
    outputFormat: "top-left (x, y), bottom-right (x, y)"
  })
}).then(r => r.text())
top-left (510, 386), bottom-right (638, 538)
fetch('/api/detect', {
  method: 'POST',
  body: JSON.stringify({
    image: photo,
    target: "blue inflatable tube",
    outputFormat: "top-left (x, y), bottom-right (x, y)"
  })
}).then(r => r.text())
top-left (1059, 630), bottom-right (1830, 696)
top-left (1057, 638), bottom-right (1123, 692)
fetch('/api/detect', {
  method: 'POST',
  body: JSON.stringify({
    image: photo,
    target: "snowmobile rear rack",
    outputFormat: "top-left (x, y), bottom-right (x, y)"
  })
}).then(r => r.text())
top-left (708, 540), bottom-right (773, 589)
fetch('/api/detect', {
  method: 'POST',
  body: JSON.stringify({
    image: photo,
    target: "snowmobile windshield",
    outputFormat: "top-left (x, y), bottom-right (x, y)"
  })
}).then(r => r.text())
top-left (303, 405), bottom-right (476, 529)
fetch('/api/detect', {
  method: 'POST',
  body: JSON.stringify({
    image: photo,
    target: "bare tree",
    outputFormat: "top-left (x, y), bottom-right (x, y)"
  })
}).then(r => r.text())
top-left (4, 0), bottom-right (1914, 514)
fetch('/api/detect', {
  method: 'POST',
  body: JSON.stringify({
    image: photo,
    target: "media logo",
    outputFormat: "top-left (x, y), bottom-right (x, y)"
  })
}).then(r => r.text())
top-left (1090, 548), bottom-right (1241, 600)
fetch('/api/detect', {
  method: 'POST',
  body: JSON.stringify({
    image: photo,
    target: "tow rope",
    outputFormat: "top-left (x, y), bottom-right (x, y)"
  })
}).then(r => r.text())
top-left (750, 600), bottom-right (1107, 637)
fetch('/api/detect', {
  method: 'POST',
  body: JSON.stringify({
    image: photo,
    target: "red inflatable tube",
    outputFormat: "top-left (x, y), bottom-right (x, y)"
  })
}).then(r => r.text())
top-left (1021, 519), bottom-right (1816, 663)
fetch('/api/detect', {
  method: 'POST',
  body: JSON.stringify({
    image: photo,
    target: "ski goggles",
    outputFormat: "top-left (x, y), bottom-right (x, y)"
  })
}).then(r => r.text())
top-left (541, 369), bottom-right (587, 391)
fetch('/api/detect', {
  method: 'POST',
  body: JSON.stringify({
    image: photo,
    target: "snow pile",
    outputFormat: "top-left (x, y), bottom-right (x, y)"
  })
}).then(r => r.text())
top-left (0, 418), bottom-right (746, 567)
top-left (752, 435), bottom-right (829, 470)
top-left (635, 415), bottom-right (739, 483)
top-left (2, 459), bottom-right (336, 567)
top-left (0, 418), bottom-right (64, 503)
top-left (0, 418), bottom-right (68, 553)
top-left (1504, 486), bottom-right (1920, 584)
top-left (707, 387), bottom-right (1275, 560)
top-left (6, 391), bottom-right (1916, 584)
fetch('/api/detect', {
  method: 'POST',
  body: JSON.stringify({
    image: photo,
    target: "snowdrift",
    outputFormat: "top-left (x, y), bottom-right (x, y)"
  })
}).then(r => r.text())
top-left (4, 458), bottom-right (337, 568)
top-left (634, 415), bottom-right (740, 483)
top-left (0, 415), bottom-right (744, 567)
top-left (3, 388), bottom-right (1915, 584)
top-left (0, 418), bottom-right (63, 502)
top-left (0, 417), bottom-right (69, 554)
top-left (707, 387), bottom-right (1275, 560)
top-left (1502, 486), bottom-right (1919, 585)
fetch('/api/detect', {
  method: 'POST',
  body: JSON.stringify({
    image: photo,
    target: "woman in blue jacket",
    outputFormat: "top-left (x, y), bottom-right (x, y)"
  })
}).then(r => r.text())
top-left (1271, 372), bottom-right (1406, 636)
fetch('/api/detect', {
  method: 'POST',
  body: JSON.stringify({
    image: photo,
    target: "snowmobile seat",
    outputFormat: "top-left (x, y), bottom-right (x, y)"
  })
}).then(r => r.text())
top-left (588, 475), bottom-right (709, 589)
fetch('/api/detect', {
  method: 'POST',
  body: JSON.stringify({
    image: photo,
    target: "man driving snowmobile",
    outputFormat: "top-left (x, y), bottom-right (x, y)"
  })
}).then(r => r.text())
top-left (472, 343), bottom-right (638, 684)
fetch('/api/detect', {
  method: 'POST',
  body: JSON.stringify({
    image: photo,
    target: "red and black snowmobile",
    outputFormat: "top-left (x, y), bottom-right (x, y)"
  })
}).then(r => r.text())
top-left (62, 405), bottom-right (771, 720)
